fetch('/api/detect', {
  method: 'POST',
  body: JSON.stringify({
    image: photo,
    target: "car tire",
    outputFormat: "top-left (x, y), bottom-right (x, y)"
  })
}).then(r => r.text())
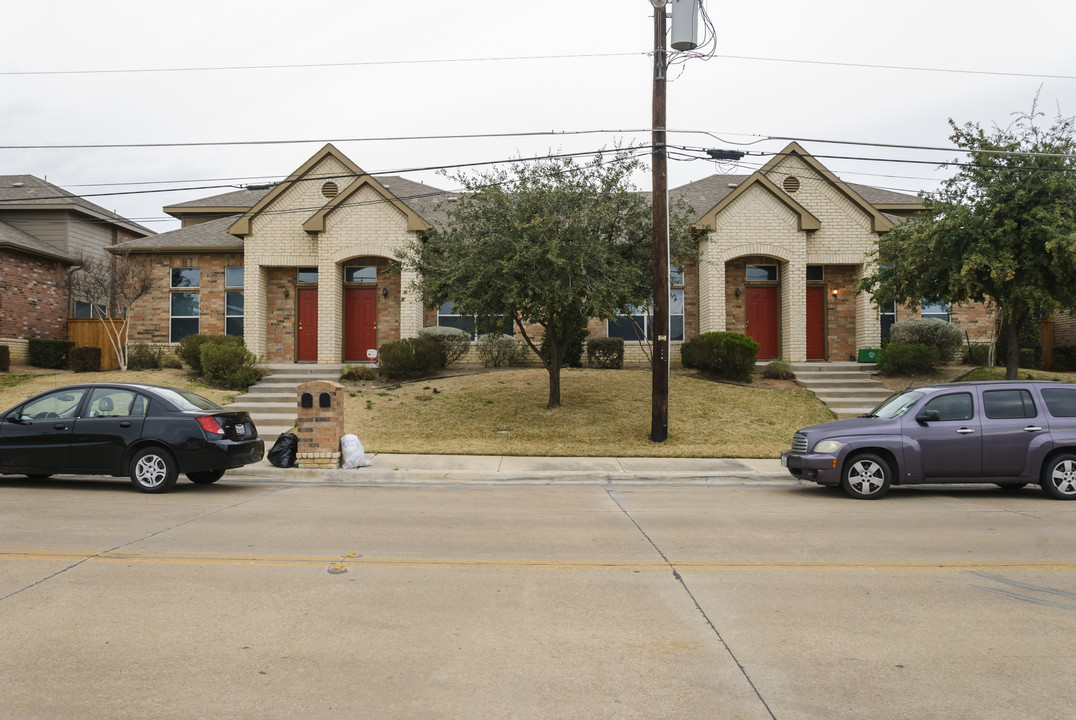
top-left (841, 453), bottom-right (892, 500)
top-left (186, 469), bottom-right (226, 485)
top-left (130, 447), bottom-right (179, 494)
top-left (1040, 454), bottom-right (1076, 500)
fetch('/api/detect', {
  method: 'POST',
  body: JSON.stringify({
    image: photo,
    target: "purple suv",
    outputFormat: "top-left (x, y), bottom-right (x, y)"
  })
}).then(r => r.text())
top-left (781, 380), bottom-right (1076, 500)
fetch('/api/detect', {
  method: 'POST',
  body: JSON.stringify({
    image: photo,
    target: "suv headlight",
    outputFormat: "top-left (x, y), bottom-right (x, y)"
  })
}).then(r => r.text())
top-left (813, 440), bottom-right (843, 454)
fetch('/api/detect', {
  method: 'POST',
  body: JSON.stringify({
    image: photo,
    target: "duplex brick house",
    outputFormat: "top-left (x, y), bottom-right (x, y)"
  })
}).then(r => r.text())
top-left (0, 175), bottom-right (154, 362)
top-left (115, 142), bottom-right (995, 364)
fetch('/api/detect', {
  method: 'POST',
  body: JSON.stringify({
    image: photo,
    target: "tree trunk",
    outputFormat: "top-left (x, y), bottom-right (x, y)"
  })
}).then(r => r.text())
top-left (1006, 317), bottom-right (1021, 380)
top-left (546, 331), bottom-right (564, 409)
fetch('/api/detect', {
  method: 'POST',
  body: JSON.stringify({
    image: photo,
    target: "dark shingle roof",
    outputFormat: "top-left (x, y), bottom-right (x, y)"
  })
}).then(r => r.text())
top-left (112, 215), bottom-right (244, 253)
top-left (164, 186), bottom-right (275, 212)
top-left (0, 219), bottom-right (76, 263)
top-left (0, 175), bottom-right (155, 236)
top-left (669, 174), bottom-right (752, 219)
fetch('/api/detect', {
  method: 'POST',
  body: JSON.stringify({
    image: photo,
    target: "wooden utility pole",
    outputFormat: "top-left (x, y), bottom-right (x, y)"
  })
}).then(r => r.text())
top-left (651, 0), bottom-right (670, 442)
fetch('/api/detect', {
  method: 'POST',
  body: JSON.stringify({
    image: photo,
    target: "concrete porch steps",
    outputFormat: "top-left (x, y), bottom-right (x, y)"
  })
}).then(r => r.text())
top-left (788, 361), bottom-right (892, 418)
top-left (224, 364), bottom-right (349, 443)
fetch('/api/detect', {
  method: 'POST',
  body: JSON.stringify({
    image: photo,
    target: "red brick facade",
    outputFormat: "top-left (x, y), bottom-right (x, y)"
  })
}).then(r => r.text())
top-left (0, 249), bottom-right (70, 341)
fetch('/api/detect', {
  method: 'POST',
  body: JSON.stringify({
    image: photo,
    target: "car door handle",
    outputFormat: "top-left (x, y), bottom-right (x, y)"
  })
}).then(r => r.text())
top-left (1023, 426), bottom-right (1043, 432)
top-left (120, 421), bottom-right (131, 428)
top-left (53, 423), bottom-right (67, 431)
top-left (957, 427), bottom-right (976, 434)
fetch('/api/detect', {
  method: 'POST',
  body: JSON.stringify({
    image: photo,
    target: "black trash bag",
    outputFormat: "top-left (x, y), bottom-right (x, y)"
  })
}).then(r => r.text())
top-left (267, 433), bottom-right (298, 468)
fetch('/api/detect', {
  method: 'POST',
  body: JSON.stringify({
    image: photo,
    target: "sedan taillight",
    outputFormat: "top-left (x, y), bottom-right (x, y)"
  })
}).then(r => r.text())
top-left (197, 415), bottom-right (226, 435)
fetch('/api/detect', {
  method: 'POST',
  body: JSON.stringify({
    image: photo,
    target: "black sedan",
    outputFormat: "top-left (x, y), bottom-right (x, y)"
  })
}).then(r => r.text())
top-left (0, 383), bottom-right (265, 493)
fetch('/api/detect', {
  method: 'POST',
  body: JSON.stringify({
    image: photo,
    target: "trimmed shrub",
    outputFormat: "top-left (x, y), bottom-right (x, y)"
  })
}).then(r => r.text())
top-left (762, 360), bottom-right (795, 380)
top-left (586, 338), bottom-right (624, 369)
top-left (680, 332), bottom-right (759, 382)
top-left (68, 346), bottom-right (102, 373)
top-left (961, 343), bottom-right (991, 366)
top-left (200, 342), bottom-right (265, 390)
top-left (28, 338), bottom-right (76, 369)
top-left (1019, 348), bottom-right (1040, 370)
top-left (160, 354), bottom-right (183, 370)
top-left (377, 337), bottom-right (441, 380)
top-left (889, 318), bottom-right (963, 361)
top-left (0, 345), bottom-right (9, 372)
top-left (1053, 345), bottom-right (1076, 372)
top-left (540, 324), bottom-right (588, 369)
top-left (996, 318), bottom-right (1042, 368)
top-left (128, 343), bottom-right (162, 371)
top-left (178, 334), bottom-right (244, 374)
top-left (418, 326), bottom-right (471, 368)
top-left (876, 342), bottom-right (939, 375)
top-left (341, 364), bottom-right (378, 382)
top-left (476, 334), bottom-right (523, 368)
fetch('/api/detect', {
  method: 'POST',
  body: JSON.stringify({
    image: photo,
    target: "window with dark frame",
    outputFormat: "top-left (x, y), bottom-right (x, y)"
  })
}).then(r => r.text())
top-left (225, 266), bottom-right (244, 337)
top-left (170, 267), bottom-right (200, 343)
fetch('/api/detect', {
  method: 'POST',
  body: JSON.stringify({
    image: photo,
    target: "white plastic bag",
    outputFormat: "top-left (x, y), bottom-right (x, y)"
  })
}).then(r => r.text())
top-left (340, 433), bottom-right (371, 469)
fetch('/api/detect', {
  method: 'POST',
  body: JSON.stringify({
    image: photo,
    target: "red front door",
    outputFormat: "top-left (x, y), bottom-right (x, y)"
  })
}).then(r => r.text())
top-left (344, 288), bottom-right (378, 362)
top-left (806, 286), bottom-right (826, 360)
top-left (297, 289), bottom-right (318, 362)
top-left (745, 286), bottom-right (779, 359)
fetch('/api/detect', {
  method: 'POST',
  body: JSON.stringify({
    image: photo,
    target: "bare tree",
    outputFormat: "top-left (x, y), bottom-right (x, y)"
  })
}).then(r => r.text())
top-left (70, 248), bottom-right (154, 371)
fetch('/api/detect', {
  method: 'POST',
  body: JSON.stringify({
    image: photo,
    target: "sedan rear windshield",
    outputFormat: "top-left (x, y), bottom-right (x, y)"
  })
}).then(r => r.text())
top-left (153, 388), bottom-right (221, 412)
top-left (869, 390), bottom-right (925, 419)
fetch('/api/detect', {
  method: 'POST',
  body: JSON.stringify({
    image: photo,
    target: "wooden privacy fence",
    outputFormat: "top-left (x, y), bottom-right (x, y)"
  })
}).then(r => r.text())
top-left (67, 318), bottom-right (123, 371)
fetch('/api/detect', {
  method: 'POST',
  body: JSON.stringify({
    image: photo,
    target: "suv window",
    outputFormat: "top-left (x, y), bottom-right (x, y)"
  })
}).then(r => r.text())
top-left (922, 392), bottom-right (973, 421)
top-left (983, 389), bottom-right (1037, 419)
top-left (1041, 387), bottom-right (1076, 417)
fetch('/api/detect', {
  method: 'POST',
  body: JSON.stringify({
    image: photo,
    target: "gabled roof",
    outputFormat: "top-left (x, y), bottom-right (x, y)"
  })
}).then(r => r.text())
top-left (692, 173), bottom-right (822, 232)
top-left (163, 186), bottom-right (275, 218)
top-left (0, 219), bottom-right (76, 263)
top-left (109, 215), bottom-right (244, 254)
top-left (302, 174), bottom-right (432, 234)
top-left (0, 175), bottom-right (155, 237)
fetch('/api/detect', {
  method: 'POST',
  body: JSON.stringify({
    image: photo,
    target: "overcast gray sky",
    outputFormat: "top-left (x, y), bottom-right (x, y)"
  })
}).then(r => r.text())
top-left (2, 0), bottom-right (1074, 231)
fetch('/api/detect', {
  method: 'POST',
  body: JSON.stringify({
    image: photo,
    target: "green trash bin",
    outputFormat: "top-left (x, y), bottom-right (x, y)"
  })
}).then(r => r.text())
top-left (857, 348), bottom-right (879, 363)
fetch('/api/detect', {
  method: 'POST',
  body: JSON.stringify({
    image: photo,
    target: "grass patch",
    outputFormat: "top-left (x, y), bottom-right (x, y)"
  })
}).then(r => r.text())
top-left (959, 366), bottom-right (1076, 383)
top-left (343, 368), bottom-right (832, 458)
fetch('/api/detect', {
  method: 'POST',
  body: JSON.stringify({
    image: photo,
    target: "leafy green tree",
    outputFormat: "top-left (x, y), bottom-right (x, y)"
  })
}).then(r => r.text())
top-left (400, 150), bottom-right (694, 408)
top-left (859, 100), bottom-right (1076, 379)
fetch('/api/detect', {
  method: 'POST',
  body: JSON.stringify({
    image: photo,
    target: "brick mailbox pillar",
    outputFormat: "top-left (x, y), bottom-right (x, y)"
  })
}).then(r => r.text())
top-left (296, 381), bottom-right (346, 469)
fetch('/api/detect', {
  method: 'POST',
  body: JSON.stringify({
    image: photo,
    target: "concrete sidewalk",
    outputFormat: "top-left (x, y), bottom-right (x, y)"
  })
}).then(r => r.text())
top-left (227, 454), bottom-right (790, 485)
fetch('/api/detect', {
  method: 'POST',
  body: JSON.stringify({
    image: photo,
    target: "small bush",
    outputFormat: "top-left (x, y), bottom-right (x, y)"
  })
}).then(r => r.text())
top-left (762, 360), bottom-right (795, 380)
top-left (1053, 345), bottom-right (1076, 372)
top-left (996, 318), bottom-right (1042, 367)
top-left (128, 343), bottom-right (162, 371)
top-left (377, 337), bottom-right (441, 380)
top-left (341, 364), bottom-right (379, 382)
top-left (418, 326), bottom-right (471, 368)
top-left (28, 338), bottom-right (75, 369)
top-left (200, 342), bottom-right (265, 390)
top-left (876, 342), bottom-right (939, 375)
top-left (476, 334), bottom-right (522, 367)
top-left (540, 323), bottom-right (589, 369)
top-left (1019, 348), bottom-right (1040, 370)
top-left (160, 354), bottom-right (183, 370)
top-left (68, 346), bottom-right (102, 373)
top-left (961, 343), bottom-right (991, 366)
top-left (680, 332), bottom-right (759, 382)
top-left (586, 338), bottom-right (624, 369)
top-left (889, 318), bottom-right (963, 361)
top-left (0, 345), bottom-right (9, 372)
top-left (178, 334), bottom-right (244, 374)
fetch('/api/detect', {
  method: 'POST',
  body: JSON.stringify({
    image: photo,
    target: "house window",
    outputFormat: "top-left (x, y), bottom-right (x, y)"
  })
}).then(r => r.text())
top-left (345, 266), bottom-right (377, 284)
top-left (608, 268), bottom-right (685, 342)
top-left (437, 302), bottom-right (512, 340)
top-left (170, 267), bottom-right (200, 343)
top-left (225, 266), bottom-right (244, 337)
top-left (746, 264), bottom-right (778, 282)
top-left (73, 301), bottom-right (106, 319)
top-left (921, 300), bottom-right (950, 322)
top-left (806, 265), bottom-right (824, 282)
top-left (880, 301), bottom-right (896, 340)
top-left (297, 268), bottom-right (318, 284)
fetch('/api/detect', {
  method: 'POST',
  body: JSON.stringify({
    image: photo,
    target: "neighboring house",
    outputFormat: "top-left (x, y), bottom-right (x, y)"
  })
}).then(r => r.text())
top-left (116, 142), bottom-right (995, 365)
top-left (0, 175), bottom-right (155, 362)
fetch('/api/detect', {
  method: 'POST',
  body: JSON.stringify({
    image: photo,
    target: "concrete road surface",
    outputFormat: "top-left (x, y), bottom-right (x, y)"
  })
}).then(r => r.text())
top-left (1, 475), bottom-right (1074, 719)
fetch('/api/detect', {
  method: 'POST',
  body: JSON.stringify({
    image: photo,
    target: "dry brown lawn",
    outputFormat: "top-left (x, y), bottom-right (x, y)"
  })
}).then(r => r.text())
top-left (0, 367), bottom-right (235, 411)
top-left (341, 368), bottom-right (833, 458)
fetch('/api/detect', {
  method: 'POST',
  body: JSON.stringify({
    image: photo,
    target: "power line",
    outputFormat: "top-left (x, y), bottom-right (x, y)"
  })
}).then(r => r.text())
top-left (715, 53), bottom-right (1076, 81)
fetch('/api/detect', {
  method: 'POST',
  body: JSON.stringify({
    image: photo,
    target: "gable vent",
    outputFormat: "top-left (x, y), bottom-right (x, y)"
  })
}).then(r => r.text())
top-left (782, 176), bottom-right (801, 194)
top-left (321, 181), bottom-right (339, 198)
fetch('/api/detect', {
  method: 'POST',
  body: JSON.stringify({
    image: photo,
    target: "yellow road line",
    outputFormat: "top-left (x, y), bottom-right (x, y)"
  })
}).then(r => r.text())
top-left (2, 549), bottom-right (1075, 572)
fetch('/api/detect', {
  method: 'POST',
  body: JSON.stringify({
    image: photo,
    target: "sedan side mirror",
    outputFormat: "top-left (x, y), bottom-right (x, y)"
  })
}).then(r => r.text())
top-left (6, 414), bottom-right (27, 425)
top-left (916, 409), bottom-right (941, 424)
